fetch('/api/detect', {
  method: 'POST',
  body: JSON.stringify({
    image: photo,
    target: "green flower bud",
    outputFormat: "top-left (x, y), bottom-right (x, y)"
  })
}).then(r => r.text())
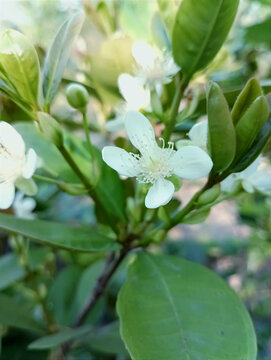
top-left (66, 83), bottom-right (89, 110)
top-left (37, 112), bottom-right (63, 147)
top-left (198, 184), bottom-right (221, 206)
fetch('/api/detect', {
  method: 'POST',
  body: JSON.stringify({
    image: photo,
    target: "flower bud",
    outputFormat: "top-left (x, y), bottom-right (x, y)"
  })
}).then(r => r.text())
top-left (197, 184), bottom-right (221, 206)
top-left (37, 112), bottom-right (63, 147)
top-left (66, 83), bottom-right (89, 110)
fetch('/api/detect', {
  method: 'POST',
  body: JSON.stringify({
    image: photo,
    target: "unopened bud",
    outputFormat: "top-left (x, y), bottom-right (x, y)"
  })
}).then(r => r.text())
top-left (66, 83), bottom-right (89, 110)
top-left (198, 184), bottom-right (221, 205)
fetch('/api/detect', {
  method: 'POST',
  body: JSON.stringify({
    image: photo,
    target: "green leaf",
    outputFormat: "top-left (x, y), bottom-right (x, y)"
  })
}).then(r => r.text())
top-left (0, 248), bottom-right (49, 290)
top-left (28, 325), bottom-right (92, 350)
top-left (117, 252), bottom-right (257, 360)
top-left (0, 213), bottom-right (120, 252)
top-left (244, 17), bottom-right (271, 46)
top-left (0, 294), bottom-right (45, 333)
top-left (86, 322), bottom-right (127, 356)
top-left (14, 122), bottom-right (78, 183)
top-left (0, 29), bottom-right (41, 108)
top-left (232, 78), bottom-right (263, 125)
top-left (172, 0), bottom-right (239, 78)
top-left (207, 81), bottom-right (236, 172)
top-left (43, 11), bottom-right (84, 106)
top-left (235, 95), bottom-right (270, 161)
top-left (47, 266), bottom-right (82, 325)
top-left (231, 116), bottom-right (271, 173)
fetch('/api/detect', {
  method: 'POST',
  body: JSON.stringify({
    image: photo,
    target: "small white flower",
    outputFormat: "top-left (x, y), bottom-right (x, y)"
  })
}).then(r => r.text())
top-left (176, 119), bottom-right (208, 152)
top-left (0, 122), bottom-right (37, 209)
top-left (221, 157), bottom-right (271, 195)
top-left (102, 111), bottom-right (213, 208)
top-left (132, 41), bottom-right (180, 94)
top-left (106, 73), bottom-right (150, 132)
top-left (13, 191), bottom-right (36, 219)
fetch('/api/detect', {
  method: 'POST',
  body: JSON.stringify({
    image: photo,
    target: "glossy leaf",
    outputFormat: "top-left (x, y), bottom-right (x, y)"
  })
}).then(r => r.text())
top-left (232, 78), bottom-right (263, 125)
top-left (0, 29), bottom-right (41, 108)
top-left (43, 12), bottom-right (84, 106)
top-left (231, 116), bottom-right (271, 173)
top-left (0, 294), bottom-right (45, 333)
top-left (172, 0), bottom-right (239, 78)
top-left (235, 95), bottom-right (269, 160)
top-left (207, 81), bottom-right (236, 172)
top-left (28, 325), bottom-right (92, 350)
top-left (0, 213), bottom-right (120, 252)
top-left (244, 17), bottom-right (271, 46)
top-left (117, 252), bottom-right (257, 360)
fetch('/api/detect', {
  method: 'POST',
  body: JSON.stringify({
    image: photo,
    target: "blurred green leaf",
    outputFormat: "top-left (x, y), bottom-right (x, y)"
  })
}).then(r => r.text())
top-left (86, 322), bottom-right (127, 356)
top-left (0, 213), bottom-right (120, 252)
top-left (0, 29), bottom-right (41, 108)
top-left (0, 248), bottom-right (49, 290)
top-left (91, 36), bottom-right (134, 104)
top-left (231, 116), bottom-right (271, 173)
top-left (28, 325), bottom-right (92, 350)
top-left (244, 17), bottom-right (271, 47)
top-left (43, 11), bottom-right (84, 106)
top-left (14, 122), bottom-right (78, 183)
top-left (47, 266), bottom-right (82, 325)
top-left (235, 95), bottom-right (269, 161)
top-left (117, 252), bottom-right (257, 360)
top-left (207, 81), bottom-right (236, 172)
top-left (231, 78), bottom-right (263, 125)
top-left (172, 0), bottom-right (239, 78)
top-left (0, 294), bottom-right (45, 333)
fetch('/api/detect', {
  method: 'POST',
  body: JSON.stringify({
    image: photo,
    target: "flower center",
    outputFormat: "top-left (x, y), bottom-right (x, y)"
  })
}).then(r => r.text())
top-left (135, 138), bottom-right (175, 184)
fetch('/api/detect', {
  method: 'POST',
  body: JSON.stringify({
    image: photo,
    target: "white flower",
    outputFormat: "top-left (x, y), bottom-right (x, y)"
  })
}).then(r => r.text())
top-left (221, 157), bottom-right (271, 195)
top-left (0, 122), bottom-right (37, 209)
top-left (13, 191), bottom-right (36, 219)
top-left (102, 111), bottom-right (213, 208)
top-left (132, 41), bottom-right (180, 94)
top-left (106, 73), bottom-right (150, 132)
top-left (176, 119), bottom-right (208, 152)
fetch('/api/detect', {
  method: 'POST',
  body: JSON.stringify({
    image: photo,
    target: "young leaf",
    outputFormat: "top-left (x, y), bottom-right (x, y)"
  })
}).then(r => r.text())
top-left (28, 325), bottom-right (92, 350)
top-left (0, 29), bottom-right (41, 108)
top-left (0, 294), bottom-right (45, 333)
top-left (172, 0), bottom-right (239, 78)
top-left (43, 11), bottom-right (84, 106)
top-left (0, 213), bottom-right (120, 252)
top-left (231, 78), bottom-right (263, 125)
top-left (231, 116), bottom-right (271, 173)
top-left (235, 95), bottom-right (270, 161)
top-left (207, 81), bottom-right (236, 172)
top-left (117, 252), bottom-right (257, 360)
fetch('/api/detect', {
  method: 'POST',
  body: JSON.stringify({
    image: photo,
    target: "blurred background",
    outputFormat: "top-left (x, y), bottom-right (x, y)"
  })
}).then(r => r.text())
top-left (0, 0), bottom-right (270, 359)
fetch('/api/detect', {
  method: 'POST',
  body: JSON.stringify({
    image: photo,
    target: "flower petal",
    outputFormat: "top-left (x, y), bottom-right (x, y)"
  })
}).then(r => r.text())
top-left (102, 146), bottom-right (140, 177)
top-left (145, 178), bottom-right (175, 209)
top-left (188, 120), bottom-right (208, 150)
top-left (0, 121), bottom-right (25, 157)
top-left (124, 111), bottom-right (157, 153)
top-left (22, 148), bottom-right (37, 179)
top-left (171, 146), bottom-right (213, 179)
top-left (0, 181), bottom-right (15, 209)
top-left (132, 41), bottom-right (157, 69)
top-left (118, 74), bottom-right (150, 110)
